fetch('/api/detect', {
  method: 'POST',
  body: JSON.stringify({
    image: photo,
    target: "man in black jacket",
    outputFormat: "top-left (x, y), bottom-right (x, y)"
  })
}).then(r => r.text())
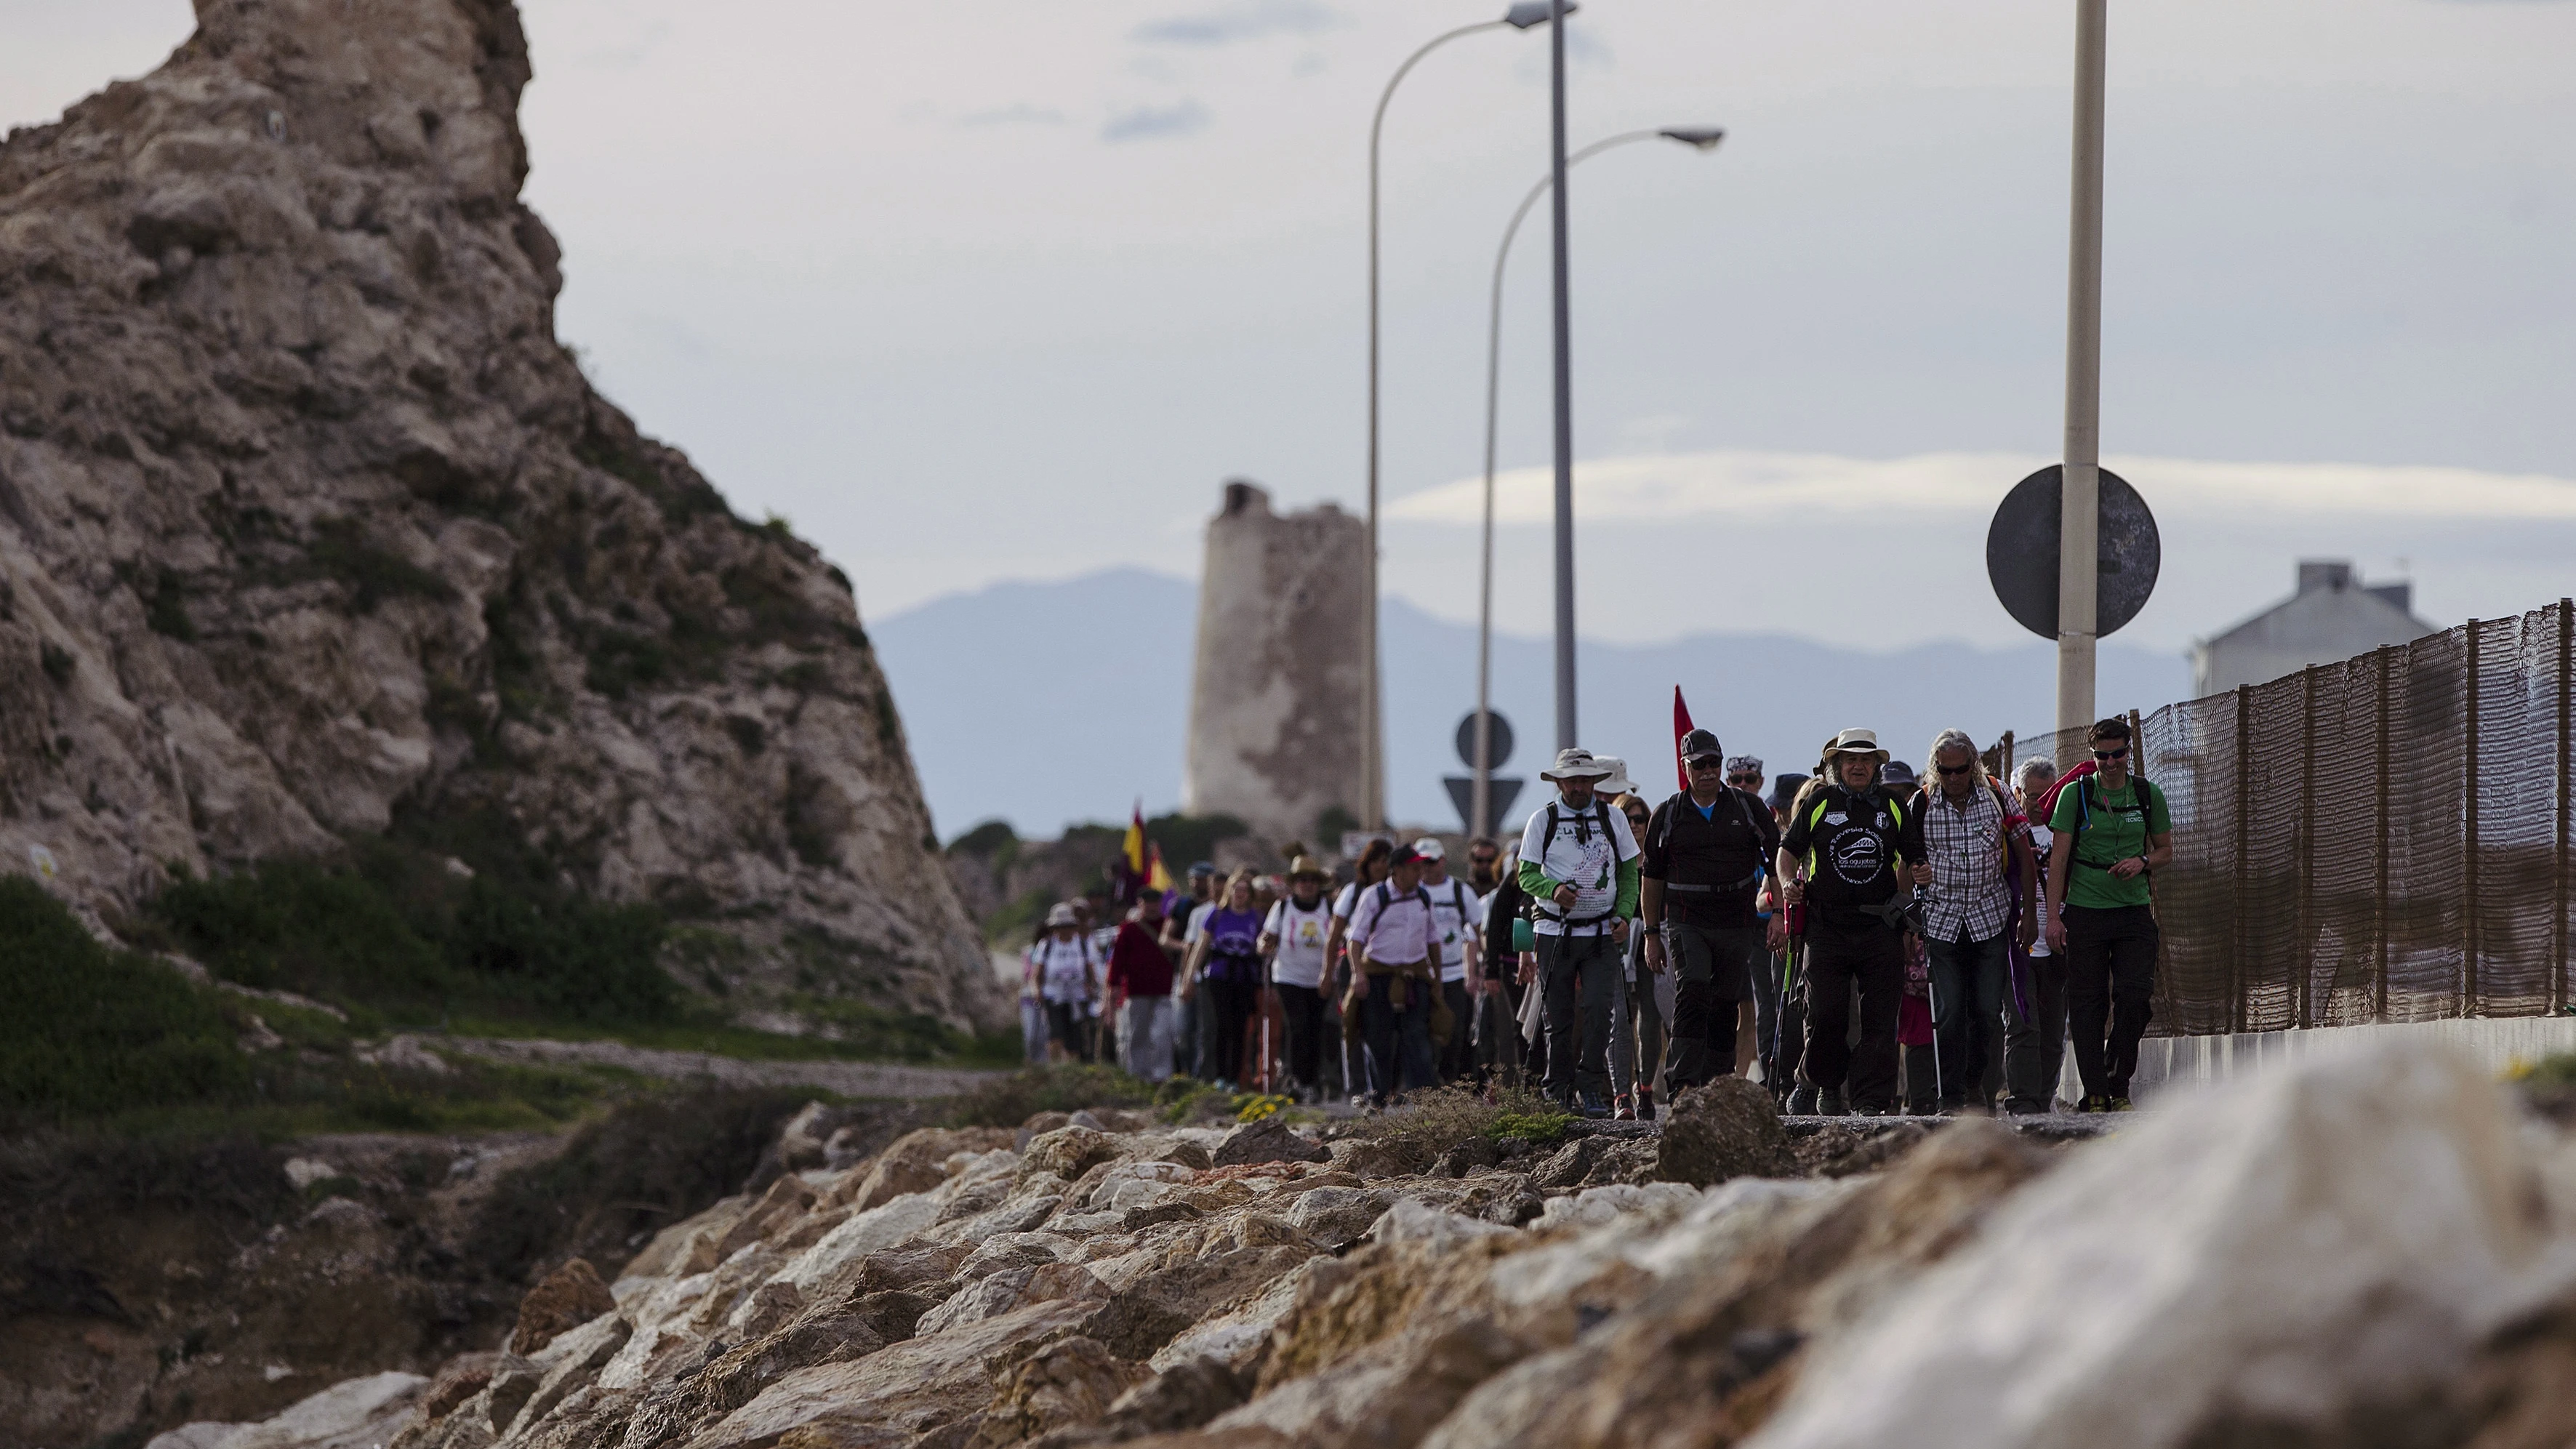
top-left (1777, 728), bottom-right (1928, 1115)
top-left (1641, 728), bottom-right (1781, 1091)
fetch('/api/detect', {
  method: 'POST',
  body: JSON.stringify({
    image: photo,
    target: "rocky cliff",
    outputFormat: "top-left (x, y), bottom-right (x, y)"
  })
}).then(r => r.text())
top-left (0, 0), bottom-right (1003, 1027)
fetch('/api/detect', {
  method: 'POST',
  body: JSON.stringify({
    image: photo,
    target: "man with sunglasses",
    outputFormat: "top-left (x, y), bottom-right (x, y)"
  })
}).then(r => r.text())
top-left (1914, 729), bottom-right (2038, 1114)
top-left (2044, 717), bottom-right (2174, 1111)
top-left (1641, 731), bottom-right (1781, 1092)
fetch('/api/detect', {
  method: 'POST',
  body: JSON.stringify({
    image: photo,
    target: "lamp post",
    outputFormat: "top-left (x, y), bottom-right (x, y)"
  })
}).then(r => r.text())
top-left (1365, 1), bottom-right (1570, 835)
top-left (1470, 126), bottom-right (1722, 841)
top-left (2058, 0), bottom-right (2107, 737)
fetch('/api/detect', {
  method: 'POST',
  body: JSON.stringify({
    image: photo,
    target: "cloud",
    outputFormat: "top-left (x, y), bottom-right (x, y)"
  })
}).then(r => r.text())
top-left (958, 103), bottom-right (1067, 128)
top-left (1389, 449), bottom-right (2576, 527)
top-left (1102, 98), bottom-right (1211, 143)
top-left (1132, 0), bottom-right (1345, 45)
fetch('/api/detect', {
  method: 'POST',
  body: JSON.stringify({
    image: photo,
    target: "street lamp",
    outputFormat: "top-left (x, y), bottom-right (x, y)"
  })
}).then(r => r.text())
top-left (1469, 127), bottom-right (1724, 841)
top-left (1363, 2), bottom-right (1573, 835)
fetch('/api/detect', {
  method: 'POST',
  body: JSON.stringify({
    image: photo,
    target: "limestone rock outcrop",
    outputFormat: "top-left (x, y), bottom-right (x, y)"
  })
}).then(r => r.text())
top-left (0, 0), bottom-right (1001, 1027)
top-left (177, 1041), bottom-right (2576, 1449)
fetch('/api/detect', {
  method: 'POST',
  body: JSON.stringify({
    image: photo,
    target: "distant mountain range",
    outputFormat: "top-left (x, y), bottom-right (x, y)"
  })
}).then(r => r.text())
top-left (872, 569), bottom-right (2191, 840)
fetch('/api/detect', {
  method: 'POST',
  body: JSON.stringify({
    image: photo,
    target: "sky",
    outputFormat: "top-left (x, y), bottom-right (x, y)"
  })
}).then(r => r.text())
top-left (5, 0), bottom-right (2573, 662)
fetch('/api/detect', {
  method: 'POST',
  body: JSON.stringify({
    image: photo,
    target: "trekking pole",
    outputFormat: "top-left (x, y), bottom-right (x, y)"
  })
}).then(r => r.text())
top-left (1926, 966), bottom-right (1945, 1110)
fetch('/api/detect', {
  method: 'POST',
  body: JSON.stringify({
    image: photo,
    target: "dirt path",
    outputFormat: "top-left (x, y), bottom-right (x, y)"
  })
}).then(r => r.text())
top-left (439, 1035), bottom-right (1003, 1099)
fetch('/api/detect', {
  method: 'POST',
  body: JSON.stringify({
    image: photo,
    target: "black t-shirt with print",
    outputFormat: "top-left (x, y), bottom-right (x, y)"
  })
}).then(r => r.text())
top-left (1780, 783), bottom-right (1927, 926)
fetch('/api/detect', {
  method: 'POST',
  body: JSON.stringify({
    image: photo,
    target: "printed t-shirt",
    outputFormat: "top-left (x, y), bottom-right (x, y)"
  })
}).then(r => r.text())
top-left (1264, 897), bottom-right (1333, 989)
top-left (1516, 797), bottom-right (1642, 936)
top-left (1424, 875), bottom-right (1477, 982)
top-left (1779, 784), bottom-right (1926, 927)
top-left (1032, 933), bottom-right (1096, 1004)
top-left (1192, 906), bottom-right (1266, 984)
top-left (2049, 776), bottom-right (2171, 910)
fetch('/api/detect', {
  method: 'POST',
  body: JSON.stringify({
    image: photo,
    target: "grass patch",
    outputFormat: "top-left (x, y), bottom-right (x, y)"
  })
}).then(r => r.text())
top-left (1338, 1085), bottom-right (1575, 1157)
top-left (468, 1085), bottom-right (818, 1280)
top-left (941, 1065), bottom-right (1160, 1129)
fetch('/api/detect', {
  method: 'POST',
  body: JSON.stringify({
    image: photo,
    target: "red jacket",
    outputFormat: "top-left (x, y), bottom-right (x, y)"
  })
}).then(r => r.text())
top-left (1107, 920), bottom-right (1175, 998)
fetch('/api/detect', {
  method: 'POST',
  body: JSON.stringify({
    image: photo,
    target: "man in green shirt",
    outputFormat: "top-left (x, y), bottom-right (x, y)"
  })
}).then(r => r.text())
top-left (2043, 716), bottom-right (2175, 1110)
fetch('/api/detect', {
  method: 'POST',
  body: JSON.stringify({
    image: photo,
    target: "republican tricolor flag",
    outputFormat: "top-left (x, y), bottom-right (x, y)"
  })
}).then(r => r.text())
top-left (1673, 687), bottom-right (1696, 792)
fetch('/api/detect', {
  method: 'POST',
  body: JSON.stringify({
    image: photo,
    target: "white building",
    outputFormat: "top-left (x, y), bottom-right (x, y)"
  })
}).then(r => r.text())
top-left (2190, 560), bottom-right (2436, 697)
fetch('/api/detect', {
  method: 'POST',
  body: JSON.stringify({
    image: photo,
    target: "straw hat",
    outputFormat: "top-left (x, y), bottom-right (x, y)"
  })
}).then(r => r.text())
top-left (1286, 855), bottom-right (1329, 880)
top-left (1822, 727), bottom-right (1890, 764)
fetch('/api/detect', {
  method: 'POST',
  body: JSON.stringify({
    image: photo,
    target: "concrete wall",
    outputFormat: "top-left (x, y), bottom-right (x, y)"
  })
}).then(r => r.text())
top-left (2102, 1016), bottom-right (2576, 1104)
top-left (1183, 481), bottom-right (1368, 843)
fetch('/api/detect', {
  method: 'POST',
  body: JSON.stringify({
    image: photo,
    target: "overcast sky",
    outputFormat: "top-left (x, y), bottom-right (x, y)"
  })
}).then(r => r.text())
top-left (7, 0), bottom-right (2573, 655)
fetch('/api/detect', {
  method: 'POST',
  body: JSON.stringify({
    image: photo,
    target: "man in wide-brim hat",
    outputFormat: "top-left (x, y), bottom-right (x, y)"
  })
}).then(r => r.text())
top-left (1774, 727), bottom-right (1926, 1115)
top-left (1514, 748), bottom-right (1643, 1114)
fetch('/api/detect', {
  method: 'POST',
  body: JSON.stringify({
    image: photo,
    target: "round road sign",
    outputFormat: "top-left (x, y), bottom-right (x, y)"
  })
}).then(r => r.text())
top-left (1453, 710), bottom-right (1515, 771)
top-left (1986, 465), bottom-right (2160, 640)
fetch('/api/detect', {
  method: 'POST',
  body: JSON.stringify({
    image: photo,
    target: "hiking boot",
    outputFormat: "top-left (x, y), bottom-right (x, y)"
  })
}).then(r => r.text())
top-left (1786, 1085), bottom-right (1818, 1115)
top-left (2077, 1094), bottom-right (2109, 1113)
top-left (1818, 1090), bottom-right (1847, 1117)
top-left (1576, 1094), bottom-right (1612, 1119)
top-left (2108, 1096), bottom-right (2135, 1112)
top-left (1613, 1095), bottom-right (1636, 1121)
top-left (2003, 1098), bottom-right (2047, 1117)
top-left (1635, 1091), bottom-right (1656, 1123)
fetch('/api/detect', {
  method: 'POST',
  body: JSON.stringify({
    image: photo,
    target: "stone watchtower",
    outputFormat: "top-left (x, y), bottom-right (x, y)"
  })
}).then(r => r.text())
top-left (1183, 481), bottom-right (1366, 844)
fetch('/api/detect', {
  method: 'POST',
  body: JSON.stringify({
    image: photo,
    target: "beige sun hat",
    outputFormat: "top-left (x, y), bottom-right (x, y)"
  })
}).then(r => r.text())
top-left (1044, 902), bottom-right (1078, 928)
top-left (1591, 756), bottom-right (1638, 796)
top-left (1823, 727), bottom-right (1890, 765)
top-left (1539, 747), bottom-right (1616, 782)
top-left (1286, 855), bottom-right (1330, 880)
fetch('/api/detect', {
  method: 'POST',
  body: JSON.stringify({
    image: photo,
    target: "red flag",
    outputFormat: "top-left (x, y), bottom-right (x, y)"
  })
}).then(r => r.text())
top-left (1672, 687), bottom-right (1696, 792)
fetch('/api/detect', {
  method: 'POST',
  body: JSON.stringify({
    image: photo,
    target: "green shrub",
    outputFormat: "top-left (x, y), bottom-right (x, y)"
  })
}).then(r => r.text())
top-left (151, 860), bottom-right (448, 1008)
top-left (0, 879), bottom-right (251, 1121)
top-left (147, 843), bottom-right (677, 1027)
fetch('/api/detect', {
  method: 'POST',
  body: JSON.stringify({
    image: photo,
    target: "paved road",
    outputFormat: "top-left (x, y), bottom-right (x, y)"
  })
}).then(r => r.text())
top-left (436, 1035), bottom-right (1003, 1099)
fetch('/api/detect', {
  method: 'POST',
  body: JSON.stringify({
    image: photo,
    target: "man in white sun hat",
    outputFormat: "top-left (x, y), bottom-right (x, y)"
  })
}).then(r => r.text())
top-left (1515, 747), bottom-right (1642, 1115)
top-left (1776, 728), bottom-right (1927, 1115)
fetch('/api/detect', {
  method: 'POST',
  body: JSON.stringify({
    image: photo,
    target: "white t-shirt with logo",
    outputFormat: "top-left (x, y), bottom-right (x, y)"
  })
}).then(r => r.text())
top-left (1424, 875), bottom-right (1478, 982)
top-left (1032, 934), bottom-right (1096, 1004)
top-left (1264, 897), bottom-right (1333, 989)
top-left (1517, 796), bottom-right (1641, 936)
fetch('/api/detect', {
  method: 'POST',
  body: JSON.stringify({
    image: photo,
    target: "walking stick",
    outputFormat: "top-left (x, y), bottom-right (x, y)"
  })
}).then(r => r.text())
top-left (1926, 962), bottom-right (1946, 1109)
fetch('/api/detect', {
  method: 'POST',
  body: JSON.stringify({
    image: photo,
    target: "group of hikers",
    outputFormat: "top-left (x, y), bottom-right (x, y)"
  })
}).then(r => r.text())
top-left (1022, 713), bottom-right (2174, 1118)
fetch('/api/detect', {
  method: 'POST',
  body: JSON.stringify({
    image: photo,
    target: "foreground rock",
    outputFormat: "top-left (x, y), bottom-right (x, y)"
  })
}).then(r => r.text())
top-left (180, 1043), bottom-right (2576, 1448)
top-left (0, 0), bottom-right (999, 1027)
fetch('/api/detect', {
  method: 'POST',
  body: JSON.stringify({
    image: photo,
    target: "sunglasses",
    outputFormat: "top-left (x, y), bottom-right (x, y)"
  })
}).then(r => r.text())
top-left (2092, 746), bottom-right (2130, 762)
top-left (1687, 757), bottom-right (1725, 770)
top-left (1937, 763), bottom-right (1973, 776)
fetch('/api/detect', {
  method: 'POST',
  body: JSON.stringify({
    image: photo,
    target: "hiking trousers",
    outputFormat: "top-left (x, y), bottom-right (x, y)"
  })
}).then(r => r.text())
top-left (1662, 923), bottom-right (1760, 1090)
top-left (1438, 977), bottom-right (1474, 1083)
top-left (1200, 976), bottom-right (1255, 1085)
top-left (1118, 994), bottom-right (1176, 1083)
top-left (1608, 957), bottom-right (1666, 1101)
top-left (1925, 929), bottom-right (2011, 1107)
top-left (1360, 970), bottom-right (1438, 1103)
top-left (1536, 931), bottom-right (1617, 1105)
top-left (1275, 982), bottom-right (1325, 1093)
top-left (2063, 904), bottom-right (2157, 1100)
top-left (2005, 952), bottom-right (2069, 1111)
top-left (1796, 923), bottom-right (1903, 1112)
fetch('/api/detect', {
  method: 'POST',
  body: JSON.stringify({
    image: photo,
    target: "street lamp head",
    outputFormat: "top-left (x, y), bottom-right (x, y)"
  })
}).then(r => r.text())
top-left (1658, 127), bottom-right (1726, 151)
top-left (1503, 1), bottom-right (1578, 29)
